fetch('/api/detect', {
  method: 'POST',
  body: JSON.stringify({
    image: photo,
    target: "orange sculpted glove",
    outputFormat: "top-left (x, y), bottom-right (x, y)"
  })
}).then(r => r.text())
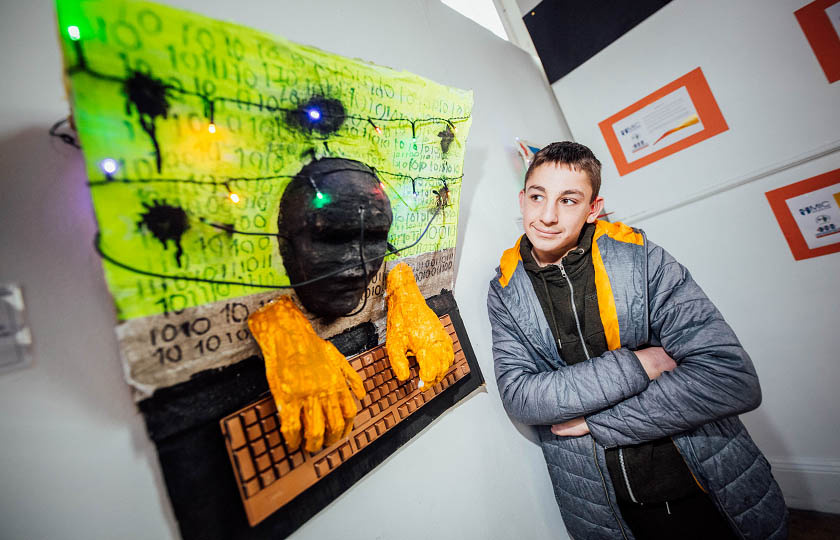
top-left (248, 297), bottom-right (365, 453)
top-left (385, 262), bottom-right (454, 387)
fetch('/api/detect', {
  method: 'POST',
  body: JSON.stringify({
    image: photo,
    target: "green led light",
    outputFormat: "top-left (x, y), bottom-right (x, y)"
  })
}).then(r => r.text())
top-left (68, 26), bottom-right (81, 41)
top-left (313, 191), bottom-right (331, 209)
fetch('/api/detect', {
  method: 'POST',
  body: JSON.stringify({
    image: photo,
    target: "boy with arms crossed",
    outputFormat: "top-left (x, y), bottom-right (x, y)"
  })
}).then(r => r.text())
top-left (488, 142), bottom-right (787, 539)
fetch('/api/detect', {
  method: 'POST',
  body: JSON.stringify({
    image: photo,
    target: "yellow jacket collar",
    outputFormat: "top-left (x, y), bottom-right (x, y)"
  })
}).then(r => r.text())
top-left (497, 220), bottom-right (642, 288)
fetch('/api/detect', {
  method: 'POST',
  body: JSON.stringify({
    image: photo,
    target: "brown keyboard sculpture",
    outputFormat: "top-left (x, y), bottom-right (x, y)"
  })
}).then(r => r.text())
top-left (220, 314), bottom-right (469, 526)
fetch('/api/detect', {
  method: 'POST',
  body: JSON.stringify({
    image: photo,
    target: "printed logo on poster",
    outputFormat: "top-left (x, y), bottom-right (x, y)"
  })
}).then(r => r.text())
top-left (798, 201), bottom-right (832, 215)
top-left (766, 169), bottom-right (840, 260)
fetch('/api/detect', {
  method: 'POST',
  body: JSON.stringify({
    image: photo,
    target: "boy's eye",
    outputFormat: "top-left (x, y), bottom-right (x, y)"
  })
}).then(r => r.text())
top-left (530, 194), bottom-right (544, 202)
top-left (560, 198), bottom-right (577, 205)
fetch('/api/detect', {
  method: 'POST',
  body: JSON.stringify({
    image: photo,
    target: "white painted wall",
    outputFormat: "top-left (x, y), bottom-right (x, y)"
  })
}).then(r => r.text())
top-left (551, 0), bottom-right (840, 513)
top-left (0, 1), bottom-right (572, 539)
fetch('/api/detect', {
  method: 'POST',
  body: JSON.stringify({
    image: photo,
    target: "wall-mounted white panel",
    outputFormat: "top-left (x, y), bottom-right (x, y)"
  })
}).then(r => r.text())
top-left (552, 0), bottom-right (840, 222)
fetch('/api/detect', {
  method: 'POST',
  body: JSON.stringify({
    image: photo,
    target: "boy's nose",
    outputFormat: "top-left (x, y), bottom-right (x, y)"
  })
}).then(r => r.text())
top-left (540, 204), bottom-right (558, 224)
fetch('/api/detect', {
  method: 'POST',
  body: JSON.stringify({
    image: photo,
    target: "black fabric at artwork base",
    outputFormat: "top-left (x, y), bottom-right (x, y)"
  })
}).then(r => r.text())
top-left (140, 291), bottom-right (484, 540)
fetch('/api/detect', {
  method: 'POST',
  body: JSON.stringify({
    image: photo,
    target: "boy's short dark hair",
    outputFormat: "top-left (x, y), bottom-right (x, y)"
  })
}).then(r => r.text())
top-left (525, 141), bottom-right (601, 201)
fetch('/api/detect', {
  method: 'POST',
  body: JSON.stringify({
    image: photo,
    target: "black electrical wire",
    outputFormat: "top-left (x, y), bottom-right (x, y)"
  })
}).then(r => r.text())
top-left (49, 118), bottom-right (81, 148)
top-left (93, 205), bottom-right (441, 290)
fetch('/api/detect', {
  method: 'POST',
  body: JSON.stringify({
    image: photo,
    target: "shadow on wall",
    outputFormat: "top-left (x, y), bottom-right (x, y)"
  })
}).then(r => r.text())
top-left (453, 145), bottom-right (487, 281)
top-left (0, 125), bottom-right (180, 538)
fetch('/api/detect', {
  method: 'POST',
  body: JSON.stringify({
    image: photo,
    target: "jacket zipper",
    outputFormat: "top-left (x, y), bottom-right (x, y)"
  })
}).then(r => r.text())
top-left (593, 439), bottom-right (629, 540)
top-left (558, 261), bottom-right (590, 358)
top-left (618, 448), bottom-right (639, 503)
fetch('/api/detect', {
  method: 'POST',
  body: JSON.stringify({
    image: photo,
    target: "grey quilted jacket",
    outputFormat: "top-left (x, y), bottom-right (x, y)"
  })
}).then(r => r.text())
top-left (487, 221), bottom-right (788, 539)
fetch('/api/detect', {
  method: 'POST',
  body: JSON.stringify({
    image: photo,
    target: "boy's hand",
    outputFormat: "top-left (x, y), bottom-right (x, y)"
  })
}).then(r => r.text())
top-left (635, 347), bottom-right (677, 381)
top-left (551, 417), bottom-right (590, 437)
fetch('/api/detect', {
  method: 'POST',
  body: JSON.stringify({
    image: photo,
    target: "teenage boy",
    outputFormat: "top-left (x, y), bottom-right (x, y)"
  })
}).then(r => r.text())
top-left (487, 142), bottom-right (787, 539)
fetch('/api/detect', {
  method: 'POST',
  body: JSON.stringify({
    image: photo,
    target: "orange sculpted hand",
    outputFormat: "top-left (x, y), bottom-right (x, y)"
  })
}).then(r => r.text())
top-left (248, 296), bottom-right (365, 453)
top-left (386, 263), bottom-right (454, 387)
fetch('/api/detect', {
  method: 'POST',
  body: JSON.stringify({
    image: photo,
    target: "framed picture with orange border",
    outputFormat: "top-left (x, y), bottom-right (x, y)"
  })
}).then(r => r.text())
top-left (598, 67), bottom-right (728, 176)
top-left (795, 0), bottom-right (840, 83)
top-left (765, 168), bottom-right (840, 261)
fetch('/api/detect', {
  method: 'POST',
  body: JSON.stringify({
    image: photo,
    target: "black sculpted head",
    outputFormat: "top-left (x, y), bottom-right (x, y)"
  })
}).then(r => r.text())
top-left (278, 158), bottom-right (393, 318)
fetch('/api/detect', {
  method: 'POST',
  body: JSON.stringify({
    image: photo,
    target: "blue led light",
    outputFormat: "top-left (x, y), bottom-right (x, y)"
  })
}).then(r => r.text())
top-left (100, 158), bottom-right (119, 176)
top-left (307, 108), bottom-right (322, 121)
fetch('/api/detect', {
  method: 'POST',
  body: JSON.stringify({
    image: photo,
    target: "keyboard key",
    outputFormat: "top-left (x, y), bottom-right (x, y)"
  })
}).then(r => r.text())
top-left (261, 469), bottom-right (276, 487)
top-left (290, 452), bottom-right (304, 468)
top-left (242, 410), bottom-right (258, 426)
top-left (261, 417), bottom-right (276, 432)
top-left (339, 444), bottom-right (352, 460)
top-left (255, 453), bottom-right (271, 472)
top-left (256, 400), bottom-right (276, 418)
top-left (314, 459), bottom-right (328, 478)
top-left (252, 439), bottom-right (267, 457)
top-left (247, 424), bottom-right (262, 441)
top-left (355, 434), bottom-right (368, 449)
top-left (270, 446), bottom-right (286, 463)
top-left (225, 418), bottom-right (246, 449)
top-left (266, 431), bottom-right (281, 449)
top-left (276, 460), bottom-right (291, 477)
top-left (244, 478), bottom-right (261, 498)
top-left (235, 448), bottom-right (256, 480)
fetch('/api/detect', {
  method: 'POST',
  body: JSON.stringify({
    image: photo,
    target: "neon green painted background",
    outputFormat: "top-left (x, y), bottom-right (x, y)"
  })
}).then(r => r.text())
top-left (55, 0), bottom-right (473, 321)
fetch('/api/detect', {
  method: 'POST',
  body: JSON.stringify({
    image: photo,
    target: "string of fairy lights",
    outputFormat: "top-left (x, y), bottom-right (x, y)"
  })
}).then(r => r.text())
top-left (64, 26), bottom-right (470, 146)
top-left (58, 24), bottom-right (467, 296)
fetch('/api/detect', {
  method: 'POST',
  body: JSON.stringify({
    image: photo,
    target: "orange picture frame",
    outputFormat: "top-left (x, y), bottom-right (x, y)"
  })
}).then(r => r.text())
top-left (766, 168), bottom-right (840, 261)
top-left (599, 67), bottom-right (728, 176)
top-left (795, 0), bottom-right (840, 83)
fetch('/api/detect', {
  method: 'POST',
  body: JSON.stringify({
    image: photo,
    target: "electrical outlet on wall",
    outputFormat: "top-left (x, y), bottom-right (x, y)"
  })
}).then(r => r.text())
top-left (0, 283), bottom-right (33, 374)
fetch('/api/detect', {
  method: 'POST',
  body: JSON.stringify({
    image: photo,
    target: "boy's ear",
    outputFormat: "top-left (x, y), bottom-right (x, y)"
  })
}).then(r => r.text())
top-left (586, 196), bottom-right (605, 223)
top-left (518, 189), bottom-right (526, 214)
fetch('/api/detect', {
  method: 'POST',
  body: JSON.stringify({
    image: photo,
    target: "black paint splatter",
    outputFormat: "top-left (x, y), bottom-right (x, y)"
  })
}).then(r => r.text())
top-left (438, 125), bottom-right (455, 154)
top-left (286, 96), bottom-right (346, 136)
top-left (137, 200), bottom-right (189, 267)
top-left (124, 71), bottom-right (170, 173)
